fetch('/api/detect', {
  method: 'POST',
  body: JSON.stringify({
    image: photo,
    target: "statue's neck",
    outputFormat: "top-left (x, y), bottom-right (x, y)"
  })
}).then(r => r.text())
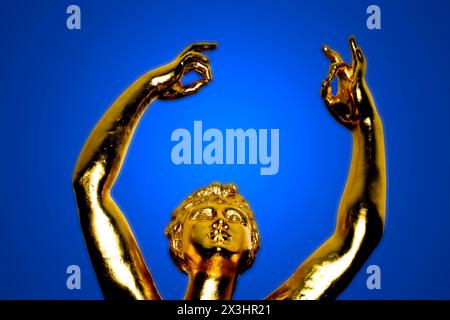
top-left (184, 255), bottom-right (238, 300)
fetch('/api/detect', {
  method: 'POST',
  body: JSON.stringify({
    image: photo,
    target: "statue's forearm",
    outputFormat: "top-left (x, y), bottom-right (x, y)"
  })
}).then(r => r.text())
top-left (267, 100), bottom-right (386, 300)
top-left (336, 106), bottom-right (386, 236)
top-left (73, 71), bottom-right (161, 192)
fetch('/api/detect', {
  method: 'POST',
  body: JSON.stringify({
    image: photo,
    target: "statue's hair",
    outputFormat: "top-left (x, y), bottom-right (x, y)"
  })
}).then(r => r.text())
top-left (165, 182), bottom-right (260, 274)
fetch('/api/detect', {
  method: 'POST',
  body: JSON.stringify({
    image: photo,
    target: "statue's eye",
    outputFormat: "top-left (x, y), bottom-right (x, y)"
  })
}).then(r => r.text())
top-left (190, 208), bottom-right (215, 220)
top-left (225, 209), bottom-right (246, 225)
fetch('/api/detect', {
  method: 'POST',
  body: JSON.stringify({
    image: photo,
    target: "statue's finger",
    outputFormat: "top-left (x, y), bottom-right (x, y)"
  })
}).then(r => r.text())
top-left (349, 37), bottom-right (366, 78)
top-left (324, 62), bottom-right (347, 85)
top-left (181, 51), bottom-right (210, 70)
top-left (356, 48), bottom-right (366, 65)
top-left (180, 42), bottom-right (217, 57)
top-left (159, 82), bottom-right (184, 100)
top-left (322, 45), bottom-right (343, 63)
top-left (184, 60), bottom-right (212, 82)
top-left (349, 37), bottom-right (358, 70)
top-left (321, 81), bottom-right (337, 107)
top-left (179, 79), bottom-right (209, 96)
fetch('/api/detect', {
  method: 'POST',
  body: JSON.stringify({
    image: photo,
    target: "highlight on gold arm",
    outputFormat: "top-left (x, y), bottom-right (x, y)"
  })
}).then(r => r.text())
top-left (72, 37), bottom-right (385, 300)
top-left (267, 37), bottom-right (386, 300)
top-left (72, 42), bottom-right (219, 300)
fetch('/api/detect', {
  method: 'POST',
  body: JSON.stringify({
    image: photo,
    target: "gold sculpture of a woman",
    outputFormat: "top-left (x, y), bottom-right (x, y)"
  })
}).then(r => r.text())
top-left (72, 38), bottom-right (386, 300)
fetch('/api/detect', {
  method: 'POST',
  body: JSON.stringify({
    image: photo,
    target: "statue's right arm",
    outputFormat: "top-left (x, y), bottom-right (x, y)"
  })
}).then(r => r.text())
top-left (72, 43), bottom-right (215, 300)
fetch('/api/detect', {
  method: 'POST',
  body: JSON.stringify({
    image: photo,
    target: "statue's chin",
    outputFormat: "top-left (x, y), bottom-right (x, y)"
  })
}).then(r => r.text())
top-left (194, 241), bottom-right (239, 259)
top-left (185, 242), bottom-right (249, 274)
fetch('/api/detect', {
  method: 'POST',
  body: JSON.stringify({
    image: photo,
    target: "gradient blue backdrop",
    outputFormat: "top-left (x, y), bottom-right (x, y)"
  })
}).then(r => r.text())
top-left (1, 0), bottom-right (449, 299)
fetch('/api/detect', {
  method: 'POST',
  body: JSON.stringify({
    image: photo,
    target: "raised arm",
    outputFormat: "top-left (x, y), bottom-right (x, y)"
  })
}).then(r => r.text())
top-left (267, 37), bottom-right (386, 300)
top-left (72, 43), bottom-right (216, 300)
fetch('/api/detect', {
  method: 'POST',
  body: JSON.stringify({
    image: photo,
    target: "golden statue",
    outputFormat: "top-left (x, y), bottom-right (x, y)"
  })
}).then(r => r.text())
top-left (72, 38), bottom-right (386, 300)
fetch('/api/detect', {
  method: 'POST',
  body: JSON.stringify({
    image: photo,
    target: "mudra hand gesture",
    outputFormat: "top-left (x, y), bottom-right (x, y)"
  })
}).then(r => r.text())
top-left (321, 37), bottom-right (377, 130)
top-left (153, 42), bottom-right (216, 99)
top-left (73, 38), bottom-right (386, 300)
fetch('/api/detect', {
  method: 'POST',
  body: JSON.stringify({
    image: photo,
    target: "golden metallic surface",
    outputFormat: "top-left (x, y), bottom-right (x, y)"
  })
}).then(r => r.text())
top-left (73, 38), bottom-right (385, 300)
top-left (266, 37), bottom-right (386, 300)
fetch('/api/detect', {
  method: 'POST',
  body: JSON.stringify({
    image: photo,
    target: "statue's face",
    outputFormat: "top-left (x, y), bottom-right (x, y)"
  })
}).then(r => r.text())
top-left (181, 201), bottom-right (253, 269)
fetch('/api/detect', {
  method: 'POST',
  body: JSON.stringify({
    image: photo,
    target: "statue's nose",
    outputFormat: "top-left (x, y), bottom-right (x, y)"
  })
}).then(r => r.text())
top-left (212, 219), bottom-right (229, 230)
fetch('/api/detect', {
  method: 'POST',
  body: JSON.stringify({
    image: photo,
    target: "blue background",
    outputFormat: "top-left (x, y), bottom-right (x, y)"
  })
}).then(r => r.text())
top-left (1, 0), bottom-right (449, 299)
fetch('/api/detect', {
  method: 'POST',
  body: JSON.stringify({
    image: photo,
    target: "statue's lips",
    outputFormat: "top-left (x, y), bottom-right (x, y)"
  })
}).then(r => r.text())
top-left (208, 230), bottom-right (231, 242)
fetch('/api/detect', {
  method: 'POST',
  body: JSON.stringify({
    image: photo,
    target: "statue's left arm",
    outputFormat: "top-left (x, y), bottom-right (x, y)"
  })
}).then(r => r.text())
top-left (267, 38), bottom-right (386, 300)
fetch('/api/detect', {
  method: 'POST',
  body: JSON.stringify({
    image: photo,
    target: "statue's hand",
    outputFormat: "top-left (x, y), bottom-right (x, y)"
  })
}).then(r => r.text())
top-left (320, 37), bottom-right (373, 130)
top-left (155, 42), bottom-right (216, 100)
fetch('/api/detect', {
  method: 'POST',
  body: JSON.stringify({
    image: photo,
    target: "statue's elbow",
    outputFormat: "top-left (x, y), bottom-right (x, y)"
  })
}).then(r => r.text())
top-left (72, 168), bottom-right (104, 200)
top-left (72, 171), bottom-right (83, 191)
top-left (72, 169), bottom-right (89, 194)
top-left (340, 201), bottom-right (384, 251)
top-left (360, 203), bottom-right (385, 251)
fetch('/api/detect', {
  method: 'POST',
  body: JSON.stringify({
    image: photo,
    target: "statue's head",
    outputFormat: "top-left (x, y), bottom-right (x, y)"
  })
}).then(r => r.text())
top-left (165, 182), bottom-right (260, 275)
